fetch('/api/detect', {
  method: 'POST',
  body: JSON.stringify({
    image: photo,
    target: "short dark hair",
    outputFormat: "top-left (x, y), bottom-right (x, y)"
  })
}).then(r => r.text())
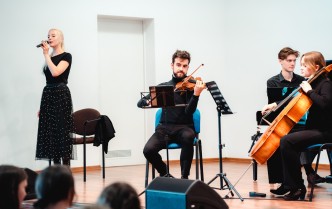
top-left (34, 165), bottom-right (75, 209)
top-left (278, 47), bottom-right (299, 60)
top-left (172, 50), bottom-right (191, 64)
top-left (0, 165), bottom-right (27, 209)
top-left (98, 182), bottom-right (141, 209)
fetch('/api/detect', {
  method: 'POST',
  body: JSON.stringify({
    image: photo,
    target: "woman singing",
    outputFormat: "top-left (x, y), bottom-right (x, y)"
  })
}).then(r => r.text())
top-left (35, 28), bottom-right (74, 166)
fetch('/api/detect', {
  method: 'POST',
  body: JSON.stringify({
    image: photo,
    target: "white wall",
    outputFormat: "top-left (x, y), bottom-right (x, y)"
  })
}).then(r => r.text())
top-left (0, 0), bottom-right (331, 171)
top-left (222, 0), bottom-right (332, 162)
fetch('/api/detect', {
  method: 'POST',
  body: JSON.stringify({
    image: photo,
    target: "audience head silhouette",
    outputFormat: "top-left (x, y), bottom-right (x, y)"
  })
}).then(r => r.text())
top-left (97, 182), bottom-right (140, 209)
top-left (34, 165), bottom-right (75, 209)
top-left (0, 165), bottom-right (28, 209)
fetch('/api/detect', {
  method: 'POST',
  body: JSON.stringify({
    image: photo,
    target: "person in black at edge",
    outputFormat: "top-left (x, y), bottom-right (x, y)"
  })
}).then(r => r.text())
top-left (137, 50), bottom-right (206, 179)
top-left (261, 47), bottom-right (325, 195)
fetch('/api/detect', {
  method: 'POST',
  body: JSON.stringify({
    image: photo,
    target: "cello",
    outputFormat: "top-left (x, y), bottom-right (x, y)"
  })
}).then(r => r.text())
top-left (250, 64), bottom-right (332, 165)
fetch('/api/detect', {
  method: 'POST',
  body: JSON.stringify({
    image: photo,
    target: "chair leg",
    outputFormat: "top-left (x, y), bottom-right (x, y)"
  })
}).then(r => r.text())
top-left (198, 140), bottom-right (204, 182)
top-left (145, 160), bottom-right (149, 188)
top-left (253, 160), bottom-right (258, 181)
top-left (102, 143), bottom-right (105, 179)
top-left (327, 149), bottom-right (332, 175)
top-left (144, 163), bottom-right (156, 187)
top-left (152, 165), bottom-right (156, 179)
top-left (309, 147), bottom-right (322, 201)
top-left (83, 142), bottom-right (86, 182)
top-left (195, 142), bottom-right (199, 180)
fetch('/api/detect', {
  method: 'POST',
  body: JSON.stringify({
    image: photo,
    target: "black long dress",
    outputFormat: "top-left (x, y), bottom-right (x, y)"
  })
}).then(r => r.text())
top-left (35, 52), bottom-right (74, 161)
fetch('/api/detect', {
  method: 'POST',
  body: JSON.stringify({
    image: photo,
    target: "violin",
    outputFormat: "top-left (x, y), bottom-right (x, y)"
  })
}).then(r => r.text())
top-left (175, 76), bottom-right (203, 91)
top-left (174, 64), bottom-right (204, 91)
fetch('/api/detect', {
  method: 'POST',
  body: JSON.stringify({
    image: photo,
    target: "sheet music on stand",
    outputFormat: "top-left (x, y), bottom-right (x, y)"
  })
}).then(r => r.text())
top-left (149, 85), bottom-right (175, 108)
top-left (206, 81), bottom-right (233, 115)
top-left (140, 85), bottom-right (187, 108)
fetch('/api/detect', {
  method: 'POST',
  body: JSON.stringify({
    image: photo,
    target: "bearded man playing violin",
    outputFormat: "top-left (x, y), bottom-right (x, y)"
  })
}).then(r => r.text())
top-left (137, 50), bottom-right (205, 179)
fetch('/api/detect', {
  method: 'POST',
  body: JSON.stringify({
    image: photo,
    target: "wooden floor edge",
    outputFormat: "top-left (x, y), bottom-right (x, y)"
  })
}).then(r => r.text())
top-left (70, 158), bottom-right (331, 173)
top-left (70, 165), bottom-right (101, 173)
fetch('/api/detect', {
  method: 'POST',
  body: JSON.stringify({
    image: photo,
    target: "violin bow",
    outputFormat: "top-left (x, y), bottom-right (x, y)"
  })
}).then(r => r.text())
top-left (174, 63), bottom-right (204, 91)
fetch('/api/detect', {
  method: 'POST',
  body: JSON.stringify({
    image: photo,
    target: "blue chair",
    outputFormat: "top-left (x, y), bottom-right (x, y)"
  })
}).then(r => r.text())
top-left (305, 143), bottom-right (332, 201)
top-left (144, 109), bottom-right (204, 187)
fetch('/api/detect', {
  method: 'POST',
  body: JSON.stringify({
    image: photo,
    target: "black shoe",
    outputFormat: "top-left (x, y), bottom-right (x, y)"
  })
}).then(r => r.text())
top-left (307, 173), bottom-right (325, 185)
top-left (283, 186), bottom-right (306, 201)
top-left (181, 175), bottom-right (188, 179)
top-left (325, 175), bottom-right (332, 183)
top-left (270, 184), bottom-right (290, 195)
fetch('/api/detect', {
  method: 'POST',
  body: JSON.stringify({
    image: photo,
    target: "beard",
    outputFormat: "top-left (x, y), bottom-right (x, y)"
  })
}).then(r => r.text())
top-left (173, 71), bottom-right (186, 79)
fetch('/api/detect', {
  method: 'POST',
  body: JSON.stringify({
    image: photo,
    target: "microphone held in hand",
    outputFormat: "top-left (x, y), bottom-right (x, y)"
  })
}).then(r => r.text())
top-left (36, 41), bottom-right (49, 48)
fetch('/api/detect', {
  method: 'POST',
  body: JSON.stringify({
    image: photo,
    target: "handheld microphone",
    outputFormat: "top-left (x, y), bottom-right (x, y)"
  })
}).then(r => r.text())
top-left (36, 41), bottom-right (49, 48)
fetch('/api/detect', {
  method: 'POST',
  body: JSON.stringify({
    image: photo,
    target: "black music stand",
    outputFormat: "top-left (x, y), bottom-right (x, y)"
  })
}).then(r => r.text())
top-left (205, 81), bottom-right (243, 201)
top-left (149, 85), bottom-right (175, 178)
top-left (248, 111), bottom-right (264, 181)
top-left (138, 86), bottom-right (188, 196)
top-left (149, 85), bottom-right (175, 108)
top-left (141, 85), bottom-right (188, 178)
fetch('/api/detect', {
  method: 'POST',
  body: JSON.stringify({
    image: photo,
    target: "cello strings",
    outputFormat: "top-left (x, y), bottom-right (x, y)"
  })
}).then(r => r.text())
top-left (260, 65), bottom-right (327, 125)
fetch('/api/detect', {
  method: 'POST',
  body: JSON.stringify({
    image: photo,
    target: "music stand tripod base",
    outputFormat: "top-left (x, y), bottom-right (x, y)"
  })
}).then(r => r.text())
top-left (207, 173), bottom-right (243, 200)
top-left (205, 81), bottom-right (244, 201)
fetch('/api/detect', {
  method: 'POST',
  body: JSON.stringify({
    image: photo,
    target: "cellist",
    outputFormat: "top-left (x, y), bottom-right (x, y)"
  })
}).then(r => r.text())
top-left (261, 48), bottom-right (325, 194)
top-left (278, 51), bottom-right (332, 201)
top-left (261, 47), bottom-right (306, 187)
